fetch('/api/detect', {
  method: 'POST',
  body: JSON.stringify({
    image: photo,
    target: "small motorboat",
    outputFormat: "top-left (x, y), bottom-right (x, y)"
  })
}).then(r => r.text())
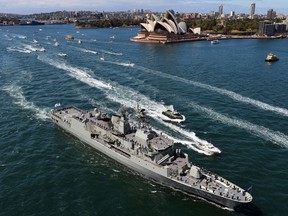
top-left (66, 35), bottom-right (74, 40)
top-left (58, 53), bottom-right (67, 57)
top-left (265, 53), bottom-right (279, 62)
top-left (194, 140), bottom-right (222, 155)
top-left (161, 105), bottom-right (185, 123)
top-left (211, 40), bottom-right (219, 44)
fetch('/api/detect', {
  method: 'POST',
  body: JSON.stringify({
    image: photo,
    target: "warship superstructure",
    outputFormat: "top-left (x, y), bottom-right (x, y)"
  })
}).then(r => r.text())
top-left (51, 106), bottom-right (252, 209)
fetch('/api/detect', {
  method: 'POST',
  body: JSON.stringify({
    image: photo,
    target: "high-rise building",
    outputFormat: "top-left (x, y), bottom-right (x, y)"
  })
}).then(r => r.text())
top-left (218, 4), bottom-right (223, 16)
top-left (250, 3), bottom-right (255, 18)
top-left (267, 9), bottom-right (276, 20)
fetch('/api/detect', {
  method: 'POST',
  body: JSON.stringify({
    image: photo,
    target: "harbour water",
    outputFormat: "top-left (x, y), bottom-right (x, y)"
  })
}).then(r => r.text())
top-left (1, 24), bottom-right (288, 216)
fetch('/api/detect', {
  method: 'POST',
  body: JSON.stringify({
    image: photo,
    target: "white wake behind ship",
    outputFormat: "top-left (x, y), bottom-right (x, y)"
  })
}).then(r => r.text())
top-left (51, 106), bottom-right (252, 209)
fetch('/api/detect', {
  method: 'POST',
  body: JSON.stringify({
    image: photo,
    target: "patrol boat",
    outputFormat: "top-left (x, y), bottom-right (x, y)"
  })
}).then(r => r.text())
top-left (51, 106), bottom-right (252, 209)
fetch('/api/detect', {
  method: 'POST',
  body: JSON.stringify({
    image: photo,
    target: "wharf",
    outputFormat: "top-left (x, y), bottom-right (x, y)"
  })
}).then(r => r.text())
top-left (130, 34), bottom-right (285, 44)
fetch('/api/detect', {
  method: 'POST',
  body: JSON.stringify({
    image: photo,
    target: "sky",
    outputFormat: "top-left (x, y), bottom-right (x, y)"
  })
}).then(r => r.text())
top-left (1, 0), bottom-right (288, 15)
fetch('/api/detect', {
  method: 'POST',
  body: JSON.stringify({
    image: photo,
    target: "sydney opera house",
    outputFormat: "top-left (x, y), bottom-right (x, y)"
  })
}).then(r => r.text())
top-left (130, 10), bottom-right (202, 44)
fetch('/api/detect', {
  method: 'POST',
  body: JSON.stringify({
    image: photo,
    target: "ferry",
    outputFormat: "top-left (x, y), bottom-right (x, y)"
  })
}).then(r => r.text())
top-left (265, 53), bottom-right (279, 62)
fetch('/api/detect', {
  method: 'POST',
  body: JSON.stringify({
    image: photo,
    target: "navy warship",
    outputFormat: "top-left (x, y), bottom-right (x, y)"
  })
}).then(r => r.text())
top-left (51, 106), bottom-right (252, 209)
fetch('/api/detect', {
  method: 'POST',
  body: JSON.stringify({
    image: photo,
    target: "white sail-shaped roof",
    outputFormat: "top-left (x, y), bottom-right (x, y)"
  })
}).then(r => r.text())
top-left (163, 17), bottom-right (178, 34)
top-left (178, 22), bottom-right (187, 34)
top-left (165, 11), bottom-right (179, 33)
top-left (155, 21), bottom-right (174, 33)
top-left (140, 11), bottom-right (189, 35)
top-left (140, 23), bottom-right (153, 32)
top-left (151, 14), bottom-right (160, 22)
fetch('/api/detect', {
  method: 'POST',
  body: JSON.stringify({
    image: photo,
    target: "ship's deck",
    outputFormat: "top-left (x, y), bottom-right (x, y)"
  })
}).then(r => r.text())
top-left (52, 107), bottom-right (252, 205)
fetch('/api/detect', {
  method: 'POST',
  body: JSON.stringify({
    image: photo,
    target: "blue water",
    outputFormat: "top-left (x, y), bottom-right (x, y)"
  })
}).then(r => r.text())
top-left (1, 24), bottom-right (288, 216)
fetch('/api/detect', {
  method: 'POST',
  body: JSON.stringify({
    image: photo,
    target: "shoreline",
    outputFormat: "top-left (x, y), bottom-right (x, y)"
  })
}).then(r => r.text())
top-left (130, 34), bottom-right (286, 44)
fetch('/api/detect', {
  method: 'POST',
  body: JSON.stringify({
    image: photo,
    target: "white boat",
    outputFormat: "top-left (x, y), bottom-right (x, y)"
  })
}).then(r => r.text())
top-left (100, 57), bottom-right (105, 61)
top-left (58, 53), bottom-right (67, 57)
top-left (211, 40), bottom-right (219, 44)
top-left (194, 140), bottom-right (222, 155)
top-left (161, 105), bottom-right (185, 123)
top-left (265, 53), bottom-right (279, 62)
top-left (54, 41), bottom-right (59, 46)
top-left (123, 63), bottom-right (135, 67)
top-left (32, 39), bottom-right (39, 45)
top-left (78, 39), bottom-right (82, 44)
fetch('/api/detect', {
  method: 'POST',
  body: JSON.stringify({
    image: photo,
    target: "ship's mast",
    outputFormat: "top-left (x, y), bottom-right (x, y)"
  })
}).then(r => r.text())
top-left (136, 104), bottom-right (148, 129)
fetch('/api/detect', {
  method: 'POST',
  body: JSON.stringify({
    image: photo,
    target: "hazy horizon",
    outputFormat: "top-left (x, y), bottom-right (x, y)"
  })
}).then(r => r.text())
top-left (1, 0), bottom-right (288, 15)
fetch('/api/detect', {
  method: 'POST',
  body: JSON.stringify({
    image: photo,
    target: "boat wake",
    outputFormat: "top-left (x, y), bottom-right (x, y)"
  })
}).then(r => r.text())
top-left (2, 84), bottom-right (51, 120)
top-left (37, 55), bottom-right (112, 90)
top-left (115, 62), bottom-right (135, 67)
top-left (151, 117), bottom-right (221, 155)
top-left (75, 47), bottom-right (123, 56)
top-left (76, 47), bottom-right (134, 67)
top-left (99, 60), bottom-right (135, 68)
top-left (100, 49), bottom-right (123, 56)
top-left (7, 43), bottom-right (45, 53)
top-left (136, 66), bottom-right (288, 118)
top-left (106, 87), bottom-right (220, 155)
top-left (76, 47), bottom-right (99, 55)
top-left (191, 102), bottom-right (288, 148)
top-left (9, 33), bottom-right (27, 39)
top-left (37, 56), bottom-right (218, 155)
top-left (7, 46), bottom-right (32, 53)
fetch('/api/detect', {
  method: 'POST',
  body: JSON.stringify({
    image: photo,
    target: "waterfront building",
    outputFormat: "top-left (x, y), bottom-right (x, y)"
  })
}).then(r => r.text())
top-left (282, 20), bottom-right (288, 31)
top-left (275, 23), bottom-right (287, 33)
top-left (131, 10), bottom-right (203, 43)
top-left (259, 20), bottom-right (274, 36)
top-left (250, 3), bottom-right (255, 19)
top-left (259, 20), bottom-right (286, 36)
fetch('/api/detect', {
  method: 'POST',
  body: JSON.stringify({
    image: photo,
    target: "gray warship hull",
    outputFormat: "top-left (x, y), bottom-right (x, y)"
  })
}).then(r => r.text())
top-left (51, 107), bottom-right (252, 210)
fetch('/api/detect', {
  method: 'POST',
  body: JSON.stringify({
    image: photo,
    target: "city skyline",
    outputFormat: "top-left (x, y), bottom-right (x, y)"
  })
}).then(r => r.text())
top-left (1, 0), bottom-right (288, 15)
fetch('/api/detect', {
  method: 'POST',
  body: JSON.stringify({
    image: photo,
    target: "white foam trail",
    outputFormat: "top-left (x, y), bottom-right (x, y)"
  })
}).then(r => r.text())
top-left (7, 47), bottom-right (32, 53)
top-left (10, 33), bottom-right (27, 39)
top-left (76, 48), bottom-right (133, 67)
top-left (37, 56), bottom-right (112, 90)
top-left (100, 49), bottom-right (123, 56)
top-left (136, 66), bottom-right (288, 117)
top-left (106, 86), bottom-right (219, 155)
top-left (151, 115), bottom-right (219, 155)
top-left (75, 47), bottom-right (122, 56)
top-left (115, 62), bottom-right (135, 67)
top-left (99, 60), bottom-right (135, 68)
top-left (191, 102), bottom-right (288, 148)
top-left (23, 44), bottom-right (45, 52)
top-left (37, 56), bottom-right (217, 155)
top-left (2, 84), bottom-right (50, 120)
top-left (77, 47), bottom-right (99, 55)
top-left (152, 128), bottom-right (213, 156)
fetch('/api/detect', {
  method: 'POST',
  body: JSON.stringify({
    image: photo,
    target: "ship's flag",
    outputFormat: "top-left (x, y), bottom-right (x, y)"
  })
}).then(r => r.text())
top-left (54, 103), bottom-right (61, 108)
